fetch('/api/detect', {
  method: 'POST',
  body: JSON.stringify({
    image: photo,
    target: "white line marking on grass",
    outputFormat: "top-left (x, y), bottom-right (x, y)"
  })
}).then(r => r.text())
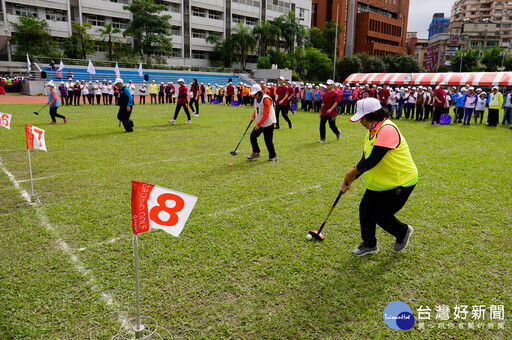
top-left (209, 184), bottom-right (322, 217)
top-left (0, 161), bottom-right (130, 326)
top-left (16, 175), bottom-right (58, 183)
top-left (78, 236), bottom-right (125, 251)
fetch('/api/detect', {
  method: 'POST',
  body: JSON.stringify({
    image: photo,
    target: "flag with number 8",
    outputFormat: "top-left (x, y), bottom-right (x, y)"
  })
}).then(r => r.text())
top-left (1, 113), bottom-right (11, 129)
top-left (25, 124), bottom-right (47, 151)
top-left (131, 180), bottom-right (198, 237)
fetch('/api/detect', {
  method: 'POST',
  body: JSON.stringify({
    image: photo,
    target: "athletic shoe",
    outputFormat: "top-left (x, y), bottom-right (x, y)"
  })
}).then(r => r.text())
top-left (336, 129), bottom-right (341, 141)
top-left (247, 153), bottom-right (260, 160)
top-left (184, 120), bottom-right (191, 124)
top-left (64, 117), bottom-right (68, 124)
top-left (288, 121), bottom-right (292, 129)
top-left (268, 156), bottom-right (278, 161)
top-left (169, 120), bottom-right (176, 125)
top-left (351, 243), bottom-right (378, 256)
top-left (318, 139), bottom-right (326, 143)
top-left (50, 121), bottom-right (57, 124)
top-left (394, 225), bottom-right (413, 252)
top-left (191, 113), bottom-right (199, 117)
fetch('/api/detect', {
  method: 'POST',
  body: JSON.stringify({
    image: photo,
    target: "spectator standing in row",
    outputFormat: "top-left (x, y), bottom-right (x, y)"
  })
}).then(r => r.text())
top-left (87, 81), bottom-right (94, 105)
top-left (318, 79), bottom-right (341, 143)
top-left (313, 85), bottom-right (322, 112)
top-left (65, 78), bottom-right (74, 106)
top-left (502, 89), bottom-right (512, 126)
top-left (415, 86), bottom-right (427, 121)
top-left (424, 87), bottom-right (434, 121)
top-left (158, 82), bottom-right (165, 104)
top-left (165, 82), bottom-right (173, 103)
top-left (377, 84), bottom-right (390, 112)
top-left (108, 81), bottom-right (115, 105)
top-left (351, 84), bottom-right (363, 115)
top-left (149, 80), bottom-right (158, 104)
top-left (389, 88), bottom-right (398, 118)
top-left (139, 81), bottom-right (147, 105)
top-left (396, 87), bottom-right (406, 119)
top-left (206, 83), bottom-right (213, 103)
top-left (462, 87), bottom-right (477, 125)
top-left (486, 86), bottom-right (503, 127)
top-left (80, 80), bottom-right (89, 105)
top-left (200, 83), bottom-right (206, 104)
top-left (226, 82), bottom-right (234, 106)
top-left (59, 81), bottom-right (68, 105)
top-left (432, 82), bottom-right (447, 125)
top-left (73, 80), bottom-right (81, 106)
top-left (474, 91), bottom-right (487, 124)
top-left (101, 80), bottom-right (109, 105)
top-left (93, 80), bottom-right (101, 105)
top-left (404, 87), bottom-right (416, 119)
top-left (342, 84), bottom-right (352, 114)
top-left (452, 87), bottom-right (466, 123)
top-left (169, 78), bottom-right (191, 124)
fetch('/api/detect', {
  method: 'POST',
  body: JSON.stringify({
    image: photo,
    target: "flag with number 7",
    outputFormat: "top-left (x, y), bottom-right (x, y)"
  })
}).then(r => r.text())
top-left (25, 124), bottom-right (47, 151)
top-left (131, 181), bottom-right (198, 237)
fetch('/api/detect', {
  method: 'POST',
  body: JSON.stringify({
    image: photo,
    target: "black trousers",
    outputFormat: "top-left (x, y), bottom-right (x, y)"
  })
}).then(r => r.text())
top-left (351, 100), bottom-right (357, 114)
top-left (117, 106), bottom-right (133, 132)
top-left (315, 100), bottom-right (322, 112)
top-left (66, 92), bottom-right (73, 105)
top-left (226, 95), bottom-right (233, 105)
top-left (166, 94), bottom-right (172, 103)
top-left (109, 94), bottom-right (113, 105)
top-left (96, 94), bottom-right (101, 105)
top-left (342, 100), bottom-right (350, 114)
top-left (88, 94), bottom-right (94, 105)
top-left (359, 185), bottom-right (415, 248)
top-left (432, 106), bottom-right (445, 124)
top-left (415, 105), bottom-right (424, 120)
top-left (275, 105), bottom-right (291, 129)
top-left (455, 106), bottom-right (464, 123)
top-left (140, 95), bottom-right (145, 104)
top-left (102, 93), bottom-right (108, 105)
top-left (207, 94), bottom-right (212, 103)
top-left (319, 115), bottom-right (339, 139)
top-left (201, 94), bottom-right (205, 104)
top-left (424, 105), bottom-right (432, 121)
top-left (189, 98), bottom-right (199, 114)
top-left (487, 108), bottom-right (499, 126)
top-left (173, 103), bottom-right (190, 120)
top-left (150, 94), bottom-right (157, 104)
top-left (49, 106), bottom-right (65, 122)
top-left (250, 125), bottom-right (276, 158)
top-left (158, 93), bottom-right (164, 104)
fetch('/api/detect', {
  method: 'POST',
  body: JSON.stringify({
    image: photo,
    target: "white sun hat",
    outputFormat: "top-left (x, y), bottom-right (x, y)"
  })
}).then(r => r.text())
top-left (349, 98), bottom-right (382, 122)
top-left (249, 84), bottom-right (262, 95)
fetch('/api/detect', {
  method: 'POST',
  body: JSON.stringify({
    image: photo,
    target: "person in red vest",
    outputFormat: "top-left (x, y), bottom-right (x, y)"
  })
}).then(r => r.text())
top-left (200, 83), bottom-right (206, 104)
top-left (226, 82), bottom-right (234, 106)
top-left (275, 76), bottom-right (293, 129)
top-left (169, 78), bottom-right (191, 124)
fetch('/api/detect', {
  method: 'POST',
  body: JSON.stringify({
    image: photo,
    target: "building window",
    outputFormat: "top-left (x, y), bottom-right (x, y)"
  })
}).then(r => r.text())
top-left (209, 10), bottom-right (221, 20)
top-left (94, 41), bottom-right (107, 52)
top-left (84, 14), bottom-right (106, 27)
top-left (107, 0), bottom-right (130, 3)
top-left (246, 17), bottom-right (258, 26)
top-left (233, 14), bottom-right (243, 23)
top-left (192, 50), bottom-right (207, 59)
top-left (170, 3), bottom-right (180, 13)
top-left (112, 17), bottom-right (129, 30)
top-left (172, 49), bottom-right (181, 57)
top-left (46, 9), bottom-right (67, 22)
top-left (192, 7), bottom-right (206, 17)
top-left (171, 26), bottom-right (181, 35)
top-left (6, 3), bottom-right (38, 17)
top-left (192, 28), bottom-right (207, 39)
top-left (298, 8), bottom-right (306, 22)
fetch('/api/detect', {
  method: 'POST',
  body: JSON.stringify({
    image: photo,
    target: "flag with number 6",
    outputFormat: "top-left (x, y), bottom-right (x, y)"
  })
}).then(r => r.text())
top-left (0, 113), bottom-right (11, 129)
top-left (131, 181), bottom-right (198, 237)
top-left (25, 124), bottom-right (47, 151)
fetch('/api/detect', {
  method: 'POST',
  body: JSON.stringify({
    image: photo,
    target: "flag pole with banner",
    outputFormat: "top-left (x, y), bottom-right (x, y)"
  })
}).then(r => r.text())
top-left (138, 62), bottom-right (143, 87)
top-left (115, 62), bottom-right (121, 79)
top-left (26, 54), bottom-right (31, 75)
top-left (0, 113), bottom-right (12, 130)
top-left (25, 124), bottom-right (47, 200)
top-left (112, 180), bottom-right (197, 339)
top-left (58, 60), bottom-right (64, 71)
top-left (87, 59), bottom-right (96, 82)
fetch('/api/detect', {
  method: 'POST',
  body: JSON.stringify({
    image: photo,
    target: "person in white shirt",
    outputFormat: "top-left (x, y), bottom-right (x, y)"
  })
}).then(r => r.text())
top-left (139, 81), bottom-right (147, 105)
top-left (80, 80), bottom-right (89, 105)
top-left (101, 80), bottom-right (109, 105)
top-left (389, 88), bottom-right (397, 118)
top-left (415, 86), bottom-right (428, 121)
top-left (94, 80), bottom-right (102, 105)
top-left (128, 80), bottom-right (136, 96)
top-left (474, 90), bottom-right (487, 124)
top-left (404, 87), bottom-right (417, 119)
top-left (108, 80), bottom-right (114, 105)
top-left (65, 78), bottom-right (74, 106)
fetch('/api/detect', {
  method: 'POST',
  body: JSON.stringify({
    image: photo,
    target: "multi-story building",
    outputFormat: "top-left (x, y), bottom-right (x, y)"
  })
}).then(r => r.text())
top-left (428, 13), bottom-right (449, 39)
top-left (450, 0), bottom-right (512, 48)
top-left (311, 0), bottom-right (409, 58)
top-left (0, 0), bottom-right (311, 67)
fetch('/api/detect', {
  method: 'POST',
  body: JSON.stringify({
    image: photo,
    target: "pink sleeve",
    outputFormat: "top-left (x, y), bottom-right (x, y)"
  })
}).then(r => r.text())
top-left (375, 125), bottom-right (400, 149)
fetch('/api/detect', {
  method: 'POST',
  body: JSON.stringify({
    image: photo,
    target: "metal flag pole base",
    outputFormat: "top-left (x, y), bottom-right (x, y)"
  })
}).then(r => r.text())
top-left (111, 316), bottom-right (173, 340)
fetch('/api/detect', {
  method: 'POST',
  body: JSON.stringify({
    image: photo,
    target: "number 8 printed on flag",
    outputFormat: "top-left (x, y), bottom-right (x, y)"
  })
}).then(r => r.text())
top-left (131, 181), bottom-right (198, 237)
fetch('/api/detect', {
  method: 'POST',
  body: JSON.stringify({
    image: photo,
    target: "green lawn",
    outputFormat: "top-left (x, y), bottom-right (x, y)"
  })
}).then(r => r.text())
top-left (0, 102), bottom-right (510, 339)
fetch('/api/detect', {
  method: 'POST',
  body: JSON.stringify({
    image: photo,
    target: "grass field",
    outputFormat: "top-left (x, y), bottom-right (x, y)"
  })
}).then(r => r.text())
top-left (0, 101), bottom-right (511, 339)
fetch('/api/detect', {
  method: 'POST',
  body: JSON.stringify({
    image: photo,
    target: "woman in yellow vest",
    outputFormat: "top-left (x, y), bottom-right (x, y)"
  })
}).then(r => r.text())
top-left (341, 98), bottom-right (418, 256)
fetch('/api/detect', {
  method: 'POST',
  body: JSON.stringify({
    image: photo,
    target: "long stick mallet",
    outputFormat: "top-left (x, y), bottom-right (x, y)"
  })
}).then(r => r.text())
top-left (230, 120), bottom-right (253, 155)
top-left (309, 190), bottom-right (344, 241)
top-left (33, 103), bottom-right (49, 115)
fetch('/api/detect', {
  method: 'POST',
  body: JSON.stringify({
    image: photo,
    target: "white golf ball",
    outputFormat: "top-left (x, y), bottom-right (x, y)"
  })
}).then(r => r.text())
top-left (306, 234), bottom-right (313, 241)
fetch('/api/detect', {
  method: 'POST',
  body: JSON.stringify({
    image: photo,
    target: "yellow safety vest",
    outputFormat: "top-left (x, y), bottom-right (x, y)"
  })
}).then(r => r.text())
top-left (363, 119), bottom-right (418, 191)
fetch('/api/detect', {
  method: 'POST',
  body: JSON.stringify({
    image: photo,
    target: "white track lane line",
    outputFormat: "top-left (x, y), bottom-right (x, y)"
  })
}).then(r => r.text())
top-left (0, 160), bottom-right (130, 326)
top-left (208, 184), bottom-right (322, 217)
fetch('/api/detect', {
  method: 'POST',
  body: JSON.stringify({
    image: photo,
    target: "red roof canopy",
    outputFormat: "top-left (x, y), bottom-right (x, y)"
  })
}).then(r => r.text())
top-left (343, 72), bottom-right (512, 87)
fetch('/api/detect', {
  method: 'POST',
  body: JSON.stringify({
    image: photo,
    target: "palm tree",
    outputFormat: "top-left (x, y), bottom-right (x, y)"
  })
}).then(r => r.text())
top-left (275, 11), bottom-right (301, 53)
top-left (230, 23), bottom-right (257, 69)
top-left (98, 23), bottom-right (121, 61)
top-left (252, 21), bottom-right (280, 57)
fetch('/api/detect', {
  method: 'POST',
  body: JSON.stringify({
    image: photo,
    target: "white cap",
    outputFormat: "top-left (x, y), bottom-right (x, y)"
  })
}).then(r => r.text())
top-left (469, 86), bottom-right (474, 91)
top-left (260, 80), bottom-right (265, 83)
top-left (461, 87), bottom-right (467, 92)
top-left (161, 82), bottom-right (164, 84)
top-left (278, 76), bottom-right (285, 81)
top-left (178, 78), bottom-right (184, 83)
top-left (355, 83), bottom-right (360, 86)
top-left (249, 84), bottom-right (262, 95)
top-left (412, 87), bottom-right (416, 90)
top-left (439, 82), bottom-right (446, 86)
top-left (492, 86), bottom-right (499, 90)
top-left (349, 98), bottom-right (382, 122)
top-left (481, 91), bottom-right (487, 95)
top-left (45, 81), bottom-right (55, 88)
top-left (96, 80), bottom-right (99, 83)
top-left (208, 83), bottom-right (210, 85)
top-left (60, 81), bottom-right (64, 84)
top-left (115, 78), bottom-right (123, 84)
top-left (326, 79), bottom-right (334, 85)
top-left (68, 78), bottom-right (72, 81)
top-left (476, 88), bottom-right (482, 92)
top-left (286, 80), bottom-right (291, 84)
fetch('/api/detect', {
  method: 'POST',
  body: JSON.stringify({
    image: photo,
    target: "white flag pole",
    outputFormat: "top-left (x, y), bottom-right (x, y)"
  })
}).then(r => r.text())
top-left (133, 234), bottom-right (144, 338)
top-left (27, 148), bottom-right (34, 199)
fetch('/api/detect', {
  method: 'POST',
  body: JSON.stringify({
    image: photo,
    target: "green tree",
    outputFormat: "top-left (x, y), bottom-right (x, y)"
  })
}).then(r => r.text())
top-left (268, 49), bottom-right (292, 69)
top-left (274, 11), bottom-right (301, 53)
top-left (71, 23), bottom-right (95, 59)
top-left (356, 53), bottom-right (386, 73)
top-left (253, 21), bottom-right (280, 57)
top-left (230, 23), bottom-right (257, 69)
top-left (123, 0), bottom-right (173, 62)
top-left (480, 47), bottom-right (505, 72)
top-left (206, 34), bottom-right (234, 67)
top-left (337, 55), bottom-right (363, 83)
top-left (449, 49), bottom-right (480, 72)
top-left (382, 54), bottom-right (422, 73)
top-left (321, 20), bottom-right (343, 60)
top-left (63, 35), bottom-right (80, 59)
top-left (305, 27), bottom-right (326, 51)
top-left (98, 23), bottom-right (122, 61)
top-left (257, 56), bottom-right (272, 69)
top-left (301, 47), bottom-right (333, 82)
top-left (10, 15), bottom-right (57, 60)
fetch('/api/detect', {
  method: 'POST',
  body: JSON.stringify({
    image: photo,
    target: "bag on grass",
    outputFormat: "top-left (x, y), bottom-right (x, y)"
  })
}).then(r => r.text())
top-left (440, 114), bottom-right (452, 125)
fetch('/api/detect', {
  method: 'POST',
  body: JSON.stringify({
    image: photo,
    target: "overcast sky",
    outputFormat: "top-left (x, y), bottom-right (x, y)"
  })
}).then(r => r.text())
top-left (407, 0), bottom-right (455, 39)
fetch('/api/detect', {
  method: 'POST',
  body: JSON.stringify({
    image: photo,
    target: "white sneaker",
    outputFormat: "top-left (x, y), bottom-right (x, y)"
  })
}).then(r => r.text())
top-left (318, 139), bottom-right (326, 143)
top-left (168, 120), bottom-right (176, 125)
top-left (184, 120), bottom-right (191, 124)
top-left (191, 113), bottom-right (199, 117)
